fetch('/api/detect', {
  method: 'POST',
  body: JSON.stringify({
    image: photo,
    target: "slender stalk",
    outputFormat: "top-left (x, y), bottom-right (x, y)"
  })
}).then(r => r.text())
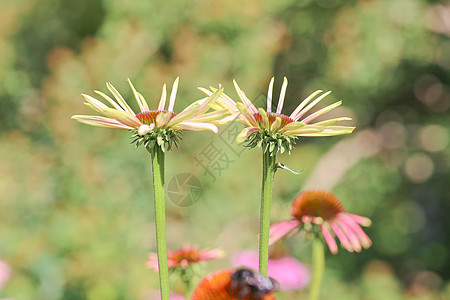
top-left (309, 237), bottom-right (325, 300)
top-left (258, 147), bottom-right (277, 275)
top-left (150, 146), bottom-right (170, 300)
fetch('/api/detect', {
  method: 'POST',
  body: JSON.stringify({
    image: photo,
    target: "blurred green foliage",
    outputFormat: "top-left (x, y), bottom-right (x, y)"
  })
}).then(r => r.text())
top-left (0, 0), bottom-right (449, 299)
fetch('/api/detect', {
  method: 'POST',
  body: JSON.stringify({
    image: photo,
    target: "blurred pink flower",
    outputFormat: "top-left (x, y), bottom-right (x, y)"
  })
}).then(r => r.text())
top-left (232, 251), bottom-right (310, 291)
top-left (0, 260), bottom-right (11, 290)
top-left (147, 244), bottom-right (223, 271)
top-left (269, 190), bottom-right (372, 254)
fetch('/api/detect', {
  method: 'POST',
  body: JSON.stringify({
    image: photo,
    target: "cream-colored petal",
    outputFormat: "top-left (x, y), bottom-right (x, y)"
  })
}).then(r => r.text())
top-left (236, 102), bottom-right (258, 127)
top-left (291, 91), bottom-right (331, 121)
top-left (106, 82), bottom-right (135, 115)
top-left (301, 101), bottom-right (342, 124)
top-left (233, 80), bottom-right (258, 114)
top-left (71, 115), bottom-right (133, 129)
top-left (189, 110), bottom-right (230, 123)
top-left (94, 90), bottom-right (124, 111)
top-left (289, 90), bottom-right (324, 120)
top-left (267, 77), bottom-right (274, 112)
top-left (236, 127), bottom-right (260, 143)
top-left (276, 77), bottom-right (288, 114)
top-left (156, 111), bottom-right (172, 128)
top-left (168, 77), bottom-right (179, 112)
top-left (127, 79), bottom-right (149, 113)
top-left (293, 126), bottom-right (355, 136)
top-left (174, 121), bottom-right (218, 133)
top-left (102, 108), bottom-right (141, 128)
top-left (190, 88), bottom-right (223, 119)
top-left (258, 108), bottom-right (269, 128)
top-left (279, 121), bottom-right (306, 133)
top-left (270, 116), bottom-right (282, 132)
top-left (158, 84), bottom-right (167, 110)
top-left (81, 94), bottom-right (108, 112)
top-left (310, 117), bottom-right (352, 127)
top-left (138, 123), bottom-right (155, 136)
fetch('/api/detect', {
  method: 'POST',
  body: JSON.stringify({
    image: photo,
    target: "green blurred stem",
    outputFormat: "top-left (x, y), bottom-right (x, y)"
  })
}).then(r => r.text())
top-left (259, 148), bottom-right (276, 275)
top-left (150, 146), bottom-right (170, 300)
top-left (309, 237), bottom-right (325, 300)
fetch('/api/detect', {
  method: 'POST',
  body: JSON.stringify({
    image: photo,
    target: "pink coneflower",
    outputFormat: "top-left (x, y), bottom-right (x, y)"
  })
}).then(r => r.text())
top-left (232, 251), bottom-right (310, 291)
top-left (72, 78), bottom-right (227, 136)
top-left (269, 190), bottom-right (372, 254)
top-left (191, 268), bottom-right (278, 300)
top-left (147, 244), bottom-right (223, 271)
top-left (200, 78), bottom-right (354, 155)
top-left (0, 260), bottom-right (11, 290)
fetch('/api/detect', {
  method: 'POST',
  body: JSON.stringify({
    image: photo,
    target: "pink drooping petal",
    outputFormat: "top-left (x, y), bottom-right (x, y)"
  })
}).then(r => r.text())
top-left (267, 77), bottom-right (274, 113)
top-left (320, 224), bottom-right (338, 254)
top-left (346, 213), bottom-right (372, 227)
top-left (334, 217), bottom-right (362, 252)
top-left (269, 220), bottom-right (301, 245)
top-left (71, 115), bottom-right (134, 129)
top-left (175, 121), bottom-right (218, 133)
top-left (276, 77), bottom-right (288, 114)
top-left (329, 221), bottom-right (354, 252)
top-left (340, 214), bottom-right (372, 249)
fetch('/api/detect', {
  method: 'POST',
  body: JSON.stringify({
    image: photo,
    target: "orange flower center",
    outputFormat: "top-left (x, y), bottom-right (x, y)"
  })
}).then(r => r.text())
top-left (253, 112), bottom-right (294, 128)
top-left (171, 250), bottom-right (201, 263)
top-left (136, 110), bottom-right (176, 125)
top-left (292, 190), bottom-right (343, 221)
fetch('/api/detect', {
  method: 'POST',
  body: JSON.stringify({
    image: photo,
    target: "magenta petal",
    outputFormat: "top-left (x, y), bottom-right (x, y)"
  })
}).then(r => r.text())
top-left (268, 256), bottom-right (311, 291)
top-left (340, 214), bottom-right (372, 249)
top-left (320, 224), bottom-right (338, 254)
top-left (329, 221), bottom-right (354, 252)
top-left (269, 220), bottom-right (301, 245)
top-left (335, 217), bottom-right (362, 252)
top-left (232, 251), bottom-right (311, 291)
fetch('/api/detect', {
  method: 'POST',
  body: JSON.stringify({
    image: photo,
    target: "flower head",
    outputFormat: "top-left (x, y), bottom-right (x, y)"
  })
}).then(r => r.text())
top-left (200, 78), bottom-right (355, 155)
top-left (192, 268), bottom-right (278, 300)
top-left (72, 78), bottom-right (225, 151)
top-left (232, 251), bottom-right (310, 291)
top-left (147, 244), bottom-right (223, 271)
top-left (269, 190), bottom-right (372, 254)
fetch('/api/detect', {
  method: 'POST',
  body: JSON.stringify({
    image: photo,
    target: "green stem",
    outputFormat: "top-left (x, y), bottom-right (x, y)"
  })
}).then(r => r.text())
top-left (309, 237), bottom-right (325, 300)
top-left (150, 146), bottom-right (170, 300)
top-left (259, 148), bottom-right (276, 275)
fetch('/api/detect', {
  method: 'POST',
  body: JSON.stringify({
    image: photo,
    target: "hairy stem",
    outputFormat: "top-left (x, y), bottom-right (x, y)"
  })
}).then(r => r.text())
top-left (150, 146), bottom-right (170, 300)
top-left (259, 148), bottom-right (276, 275)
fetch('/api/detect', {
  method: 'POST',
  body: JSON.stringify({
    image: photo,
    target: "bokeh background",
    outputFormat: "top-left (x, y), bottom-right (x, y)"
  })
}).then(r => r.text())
top-left (0, 0), bottom-right (449, 299)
